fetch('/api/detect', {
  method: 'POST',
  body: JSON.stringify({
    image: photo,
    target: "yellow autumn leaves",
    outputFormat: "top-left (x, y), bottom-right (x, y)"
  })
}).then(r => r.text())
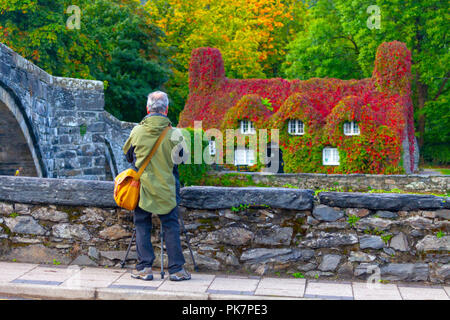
top-left (143, 0), bottom-right (305, 79)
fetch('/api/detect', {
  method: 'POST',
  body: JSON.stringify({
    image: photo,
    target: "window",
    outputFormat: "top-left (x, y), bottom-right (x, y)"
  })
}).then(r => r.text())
top-left (288, 120), bottom-right (304, 135)
top-left (234, 147), bottom-right (255, 166)
top-left (209, 140), bottom-right (216, 156)
top-left (323, 147), bottom-right (340, 166)
top-left (240, 120), bottom-right (255, 134)
top-left (343, 121), bottom-right (360, 136)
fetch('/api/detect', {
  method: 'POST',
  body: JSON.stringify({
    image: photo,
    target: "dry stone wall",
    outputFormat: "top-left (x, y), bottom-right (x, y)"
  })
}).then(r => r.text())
top-left (0, 176), bottom-right (448, 284)
top-left (209, 172), bottom-right (449, 194)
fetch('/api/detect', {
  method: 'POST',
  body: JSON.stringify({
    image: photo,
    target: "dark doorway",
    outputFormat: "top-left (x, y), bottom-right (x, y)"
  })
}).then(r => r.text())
top-left (266, 144), bottom-right (284, 173)
top-left (0, 101), bottom-right (38, 176)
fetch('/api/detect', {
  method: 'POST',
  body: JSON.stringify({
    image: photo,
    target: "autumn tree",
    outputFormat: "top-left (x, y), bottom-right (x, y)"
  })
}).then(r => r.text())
top-left (144, 0), bottom-right (307, 123)
top-left (0, 0), bottom-right (171, 123)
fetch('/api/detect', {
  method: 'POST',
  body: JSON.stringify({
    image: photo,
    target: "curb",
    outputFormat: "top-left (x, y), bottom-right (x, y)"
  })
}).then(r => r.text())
top-left (96, 288), bottom-right (209, 300)
top-left (0, 283), bottom-right (96, 300)
top-left (0, 283), bottom-right (315, 300)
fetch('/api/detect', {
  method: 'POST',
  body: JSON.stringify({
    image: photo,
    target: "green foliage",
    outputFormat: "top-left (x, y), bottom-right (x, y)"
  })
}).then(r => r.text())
top-left (436, 231), bottom-right (446, 239)
top-left (231, 204), bottom-right (250, 212)
top-left (8, 212), bottom-right (18, 218)
top-left (381, 234), bottom-right (393, 244)
top-left (292, 272), bottom-right (305, 279)
top-left (79, 123), bottom-right (87, 137)
top-left (261, 98), bottom-right (273, 111)
top-left (82, 0), bottom-right (171, 123)
top-left (52, 259), bottom-right (61, 265)
top-left (347, 215), bottom-right (360, 227)
top-left (177, 127), bottom-right (211, 186)
top-left (283, 0), bottom-right (362, 80)
top-left (282, 183), bottom-right (297, 189)
top-left (364, 227), bottom-right (384, 236)
top-left (0, 0), bottom-right (171, 124)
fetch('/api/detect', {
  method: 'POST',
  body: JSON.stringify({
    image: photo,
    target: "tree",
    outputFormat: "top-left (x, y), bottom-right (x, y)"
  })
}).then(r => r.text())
top-left (144, 0), bottom-right (307, 123)
top-left (0, 0), bottom-right (171, 123)
top-left (83, 0), bottom-right (170, 122)
top-left (283, 0), bottom-right (363, 80)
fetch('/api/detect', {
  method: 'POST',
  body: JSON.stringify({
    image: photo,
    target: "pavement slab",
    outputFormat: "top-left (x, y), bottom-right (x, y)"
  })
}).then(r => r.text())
top-left (352, 282), bottom-right (402, 300)
top-left (60, 267), bottom-right (126, 288)
top-left (109, 271), bottom-right (166, 290)
top-left (398, 286), bottom-right (449, 300)
top-left (158, 273), bottom-right (215, 293)
top-left (304, 281), bottom-right (353, 300)
top-left (0, 262), bottom-right (37, 282)
top-left (207, 276), bottom-right (260, 295)
top-left (255, 277), bottom-right (306, 298)
top-left (16, 265), bottom-right (77, 283)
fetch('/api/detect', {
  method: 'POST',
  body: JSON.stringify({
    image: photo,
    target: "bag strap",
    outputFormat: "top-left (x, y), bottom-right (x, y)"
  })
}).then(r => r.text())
top-left (135, 126), bottom-right (171, 180)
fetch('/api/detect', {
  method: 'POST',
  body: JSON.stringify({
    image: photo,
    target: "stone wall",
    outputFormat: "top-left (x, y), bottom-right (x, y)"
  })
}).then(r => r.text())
top-left (0, 43), bottom-right (108, 180)
top-left (0, 176), bottom-right (448, 284)
top-left (103, 111), bottom-right (136, 178)
top-left (209, 171), bottom-right (449, 194)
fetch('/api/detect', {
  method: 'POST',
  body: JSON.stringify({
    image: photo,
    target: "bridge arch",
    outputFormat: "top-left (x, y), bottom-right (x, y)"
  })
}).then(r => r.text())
top-left (0, 83), bottom-right (46, 177)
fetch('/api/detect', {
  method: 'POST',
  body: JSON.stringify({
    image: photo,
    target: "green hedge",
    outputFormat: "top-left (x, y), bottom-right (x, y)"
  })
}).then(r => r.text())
top-left (178, 127), bottom-right (211, 186)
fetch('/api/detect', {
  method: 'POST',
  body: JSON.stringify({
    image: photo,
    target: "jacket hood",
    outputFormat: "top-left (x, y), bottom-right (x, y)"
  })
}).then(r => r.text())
top-left (140, 115), bottom-right (171, 134)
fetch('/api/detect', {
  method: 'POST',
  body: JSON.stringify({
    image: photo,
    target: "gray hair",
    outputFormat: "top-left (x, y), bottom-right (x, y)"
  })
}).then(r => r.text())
top-left (146, 91), bottom-right (169, 113)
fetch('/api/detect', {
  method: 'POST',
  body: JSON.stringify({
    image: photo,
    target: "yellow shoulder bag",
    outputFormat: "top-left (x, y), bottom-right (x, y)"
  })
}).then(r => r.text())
top-left (114, 126), bottom-right (170, 211)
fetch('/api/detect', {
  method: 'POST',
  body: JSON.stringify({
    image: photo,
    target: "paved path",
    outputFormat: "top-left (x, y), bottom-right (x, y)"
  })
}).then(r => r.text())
top-left (0, 262), bottom-right (448, 300)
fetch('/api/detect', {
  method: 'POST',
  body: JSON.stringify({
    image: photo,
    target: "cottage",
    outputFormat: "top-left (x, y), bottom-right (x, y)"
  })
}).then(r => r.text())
top-left (179, 41), bottom-right (418, 174)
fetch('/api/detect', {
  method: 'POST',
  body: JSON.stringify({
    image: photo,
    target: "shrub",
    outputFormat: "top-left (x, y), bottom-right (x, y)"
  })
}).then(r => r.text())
top-left (177, 127), bottom-right (211, 186)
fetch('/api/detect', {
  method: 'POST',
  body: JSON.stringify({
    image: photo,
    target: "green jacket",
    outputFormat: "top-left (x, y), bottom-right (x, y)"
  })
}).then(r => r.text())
top-left (122, 115), bottom-right (182, 215)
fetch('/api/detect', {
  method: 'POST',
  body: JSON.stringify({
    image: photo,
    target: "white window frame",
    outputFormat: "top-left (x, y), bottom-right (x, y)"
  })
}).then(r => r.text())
top-left (234, 147), bottom-right (255, 166)
top-left (343, 121), bottom-right (360, 136)
top-left (240, 120), bottom-right (255, 135)
top-left (209, 140), bottom-right (216, 156)
top-left (323, 147), bottom-right (340, 166)
top-left (288, 120), bottom-right (304, 135)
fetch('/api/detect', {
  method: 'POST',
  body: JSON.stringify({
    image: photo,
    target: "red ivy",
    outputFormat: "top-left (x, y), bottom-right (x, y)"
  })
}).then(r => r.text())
top-left (179, 42), bottom-right (414, 174)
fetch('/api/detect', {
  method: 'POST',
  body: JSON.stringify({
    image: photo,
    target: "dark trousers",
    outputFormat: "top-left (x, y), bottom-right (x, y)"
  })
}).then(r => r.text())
top-left (134, 205), bottom-right (186, 274)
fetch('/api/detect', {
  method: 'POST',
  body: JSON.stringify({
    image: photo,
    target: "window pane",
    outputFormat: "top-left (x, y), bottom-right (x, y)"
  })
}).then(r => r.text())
top-left (353, 122), bottom-right (360, 134)
top-left (333, 148), bottom-right (339, 163)
top-left (209, 140), bottom-right (216, 155)
top-left (323, 148), bottom-right (330, 163)
top-left (288, 120), bottom-right (294, 134)
top-left (298, 121), bottom-right (304, 134)
top-left (344, 122), bottom-right (350, 135)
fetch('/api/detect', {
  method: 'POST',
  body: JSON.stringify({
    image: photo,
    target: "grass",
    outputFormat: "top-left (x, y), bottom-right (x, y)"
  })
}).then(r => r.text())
top-left (437, 168), bottom-right (450, 175)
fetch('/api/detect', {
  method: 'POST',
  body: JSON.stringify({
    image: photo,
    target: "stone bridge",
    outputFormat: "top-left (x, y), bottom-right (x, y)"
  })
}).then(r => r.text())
top-left (0, 43), bottom-right (134, 180)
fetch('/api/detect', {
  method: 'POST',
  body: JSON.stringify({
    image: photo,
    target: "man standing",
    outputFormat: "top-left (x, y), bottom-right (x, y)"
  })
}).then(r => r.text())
top-left (122, 91), bottom-right (190, 281)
